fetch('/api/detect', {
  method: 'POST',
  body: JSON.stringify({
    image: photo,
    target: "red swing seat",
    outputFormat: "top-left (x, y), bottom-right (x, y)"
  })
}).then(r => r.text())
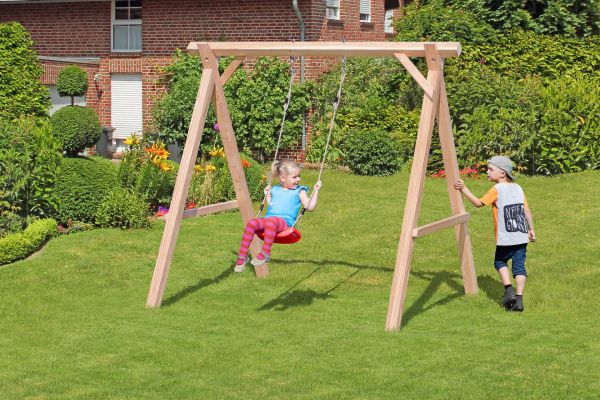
top-left (256, 226), bottom-right (302, 245)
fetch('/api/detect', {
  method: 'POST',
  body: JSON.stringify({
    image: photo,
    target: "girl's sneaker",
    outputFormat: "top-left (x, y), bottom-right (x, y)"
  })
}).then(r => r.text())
top-left (234, 256), bottom-right (249, 273)
top-left (250, 252), bottom-right (270, 267)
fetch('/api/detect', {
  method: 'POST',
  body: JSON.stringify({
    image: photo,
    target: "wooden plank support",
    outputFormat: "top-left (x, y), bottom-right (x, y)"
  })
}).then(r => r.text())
top-left (437, 68), bottom-right (478, 295)
top-left (412, 212), bottom-right (470, 238)
top-left (386, 44), bottom-right (443, 331)
top-left (196, 43), bottom-right (269, 278)
top-left (161, 200), bottom-right (239, 221)
top-left (146, 67), bottom-right (216, 308)
top-left (395, 53), bottom-right (433, 99)
top-left (188, 41), bottom-right (462, 58)
top-left (220, 57), bottom-right (243, 85)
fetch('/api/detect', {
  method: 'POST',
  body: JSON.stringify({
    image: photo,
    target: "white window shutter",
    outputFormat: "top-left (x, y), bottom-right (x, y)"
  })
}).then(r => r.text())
top-left (111, 74), bottom-right (143, 139)
top-left (360, 0), bottom-right (371, 14)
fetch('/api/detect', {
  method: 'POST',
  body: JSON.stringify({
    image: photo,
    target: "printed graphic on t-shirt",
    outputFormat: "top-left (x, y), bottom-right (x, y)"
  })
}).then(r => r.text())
top-left (503, 203), bottom-right (528, 233)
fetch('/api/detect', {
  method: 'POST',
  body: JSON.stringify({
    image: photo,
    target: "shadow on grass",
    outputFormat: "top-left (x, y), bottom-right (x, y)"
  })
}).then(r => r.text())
top-left (477, 274), bottom-right (503, 306)
top-left (161, 265), bottom-right (234, 307)
top-left (258, 258), bottom-right (387, 311)
top-left (401, 270), bottom-right (465, 327)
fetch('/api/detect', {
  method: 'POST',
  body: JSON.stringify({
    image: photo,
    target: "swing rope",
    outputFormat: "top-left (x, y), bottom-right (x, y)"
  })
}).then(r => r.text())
top-left (257, 55), bottom-right (298, 218)
top-left (292, 55), bottom-right (347, 229)
top-left (255, 54), bottom-right (347, 242)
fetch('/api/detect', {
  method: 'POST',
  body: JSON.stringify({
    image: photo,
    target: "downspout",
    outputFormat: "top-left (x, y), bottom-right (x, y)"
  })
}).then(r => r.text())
top-left (292, 0), bottom-right (307, 152)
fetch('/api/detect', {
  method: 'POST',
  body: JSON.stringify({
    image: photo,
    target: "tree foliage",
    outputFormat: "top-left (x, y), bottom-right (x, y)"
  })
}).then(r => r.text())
top-left (0, 22), bottom-right (50, 119)
top-left (151, 50), bottom-right (312, 161)
top-left (57, 65), bottom-right (88, 105)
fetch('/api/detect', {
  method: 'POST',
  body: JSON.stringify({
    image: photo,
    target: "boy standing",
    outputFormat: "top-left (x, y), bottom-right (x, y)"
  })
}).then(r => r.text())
top-left (454, 156), bottom-right (535, 312)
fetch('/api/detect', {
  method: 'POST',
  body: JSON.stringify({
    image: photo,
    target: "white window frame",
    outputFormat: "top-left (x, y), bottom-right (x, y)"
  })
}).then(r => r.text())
top-left (111, 0), bottom-right (142, 52)
top-left (385, 9), bottom-right (394, 33)
top-left (359, 0), bottom-right (371, 22)
top-left (326, 0), bottom-right (340, 20)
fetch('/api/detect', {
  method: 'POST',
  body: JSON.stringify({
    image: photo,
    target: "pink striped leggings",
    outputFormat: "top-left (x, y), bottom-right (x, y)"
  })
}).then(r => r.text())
top-left (236, 216), bottom-right (288, 263)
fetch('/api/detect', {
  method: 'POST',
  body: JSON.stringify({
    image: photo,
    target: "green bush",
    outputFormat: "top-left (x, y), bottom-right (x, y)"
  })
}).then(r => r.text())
top-left (50, 106), bottom-right (102, 155)
top-left (0, 218), bottom-right (57, 265)
top-left (0, 117), bottom-right (63, 218)
top-left (0, 211), bottom-right (25, 238)
top-left (54, 157), bottom-right (118, 224)
top-left (308, 57), bottom-right (413, 165)
top-left (395, 0), bottom-right (496, 44)
top-left (454, 31), bottom-right (600, 81)
top-left (0, 22), bottom-right (50, 119)
top-left (342, 128), bottom-right (402, 176)
top-left (445, 0), bottom-right (600, 37)
top-left (95, 188), bottom-right (150, 229)
top-left (534, 74), bottom-right (600, 174)
top-left (56, 65), bottom-right (88, 105)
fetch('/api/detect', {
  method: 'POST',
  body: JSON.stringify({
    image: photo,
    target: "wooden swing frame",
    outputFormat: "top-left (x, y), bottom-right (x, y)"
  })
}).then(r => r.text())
top-left (146, 41), bottom-right (478, 331)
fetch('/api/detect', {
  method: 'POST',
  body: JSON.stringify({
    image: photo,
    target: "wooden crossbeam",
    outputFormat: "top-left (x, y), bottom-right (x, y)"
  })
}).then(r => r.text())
top-left (162, 200), bottom-right (239, 221)
top-left (412, 212), bottom-right (470, 238)
top-left (188, 41), bottom-right (462, 58)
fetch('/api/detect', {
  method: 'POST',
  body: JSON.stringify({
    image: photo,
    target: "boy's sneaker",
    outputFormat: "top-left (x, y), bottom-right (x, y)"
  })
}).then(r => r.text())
top-left (511, 297), bottom-right (524, 312)
top-left (234, 256), bottom-right (249, 273)
top-left (501, 286), bottom-right (517, 309)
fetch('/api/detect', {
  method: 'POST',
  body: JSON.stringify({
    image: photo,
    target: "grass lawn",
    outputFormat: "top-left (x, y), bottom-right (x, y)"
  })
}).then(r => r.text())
top-left (1, 169), bottom-right (599, 399)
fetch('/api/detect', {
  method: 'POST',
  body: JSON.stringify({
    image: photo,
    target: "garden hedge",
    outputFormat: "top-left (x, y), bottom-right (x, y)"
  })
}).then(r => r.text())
top-left (0, 218), bottom-right (57, 265)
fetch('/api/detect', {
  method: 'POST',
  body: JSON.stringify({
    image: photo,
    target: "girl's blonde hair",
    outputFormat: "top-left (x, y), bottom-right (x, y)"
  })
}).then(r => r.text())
top-left (271, 159), bottom-right (299, 182)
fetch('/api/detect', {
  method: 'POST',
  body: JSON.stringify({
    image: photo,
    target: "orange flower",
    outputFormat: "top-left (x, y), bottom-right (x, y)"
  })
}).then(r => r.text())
top-left (241, 158), bottom-right (251, 168)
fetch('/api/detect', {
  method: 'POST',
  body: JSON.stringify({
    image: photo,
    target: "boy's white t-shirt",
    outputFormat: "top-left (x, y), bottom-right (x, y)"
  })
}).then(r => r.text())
top-left (480, 183), bottom-right (530, 246)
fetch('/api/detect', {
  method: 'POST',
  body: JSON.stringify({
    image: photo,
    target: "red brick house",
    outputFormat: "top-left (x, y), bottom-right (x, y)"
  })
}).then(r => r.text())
top-left (0, 0), bottom-right (400, 153)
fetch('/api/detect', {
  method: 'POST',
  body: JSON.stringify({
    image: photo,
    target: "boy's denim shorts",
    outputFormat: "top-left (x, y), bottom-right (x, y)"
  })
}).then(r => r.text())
top-left (494, 243), bottom-right (528, 277)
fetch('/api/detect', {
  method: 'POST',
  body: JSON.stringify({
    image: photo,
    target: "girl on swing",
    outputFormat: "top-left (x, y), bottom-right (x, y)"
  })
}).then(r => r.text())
top-left (234, 159), bottom-right (322, 272)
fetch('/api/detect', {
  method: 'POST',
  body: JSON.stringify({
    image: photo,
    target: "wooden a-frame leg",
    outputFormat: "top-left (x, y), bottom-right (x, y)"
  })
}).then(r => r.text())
top-left (437, 73), bottom-right (478, 294)
top-left (198, 44), bottom-right (269, 278)
top-left (146, 68), bottom-right (216, 307)
top-left (386, 44), bottom-right (442, 331)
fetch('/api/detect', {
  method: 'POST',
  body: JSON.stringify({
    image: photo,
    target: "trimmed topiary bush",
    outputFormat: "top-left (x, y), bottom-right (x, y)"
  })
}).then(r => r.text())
top-left (54, 157), bottom-right (118, 224)
top-left (50, 106), bottom-right (102, 155)
top-left (342, 128), bottom-right (402, 176)
top-left (56, 65), bottom-right (88, 105)
top-left (95, 188), bottom-right (150, 229)
top-left (0, 218), bottom-right (57, 265)
top-left (0, 22), bottom-right (50, 119)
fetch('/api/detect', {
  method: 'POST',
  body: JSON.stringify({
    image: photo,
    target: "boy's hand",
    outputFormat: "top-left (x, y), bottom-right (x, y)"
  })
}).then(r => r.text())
top-left (454, 180), bottom-right (465, 191)
top-left (314, 180), bottom-right (322, 191)
top-left (264, 185), bottom-right (271, 196)
top-left (529, 229), bottom-right (536, 242)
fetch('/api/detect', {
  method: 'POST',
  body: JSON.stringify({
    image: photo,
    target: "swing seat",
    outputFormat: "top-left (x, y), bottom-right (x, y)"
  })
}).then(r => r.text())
top-left (256, 227), bottom-right (302, 244)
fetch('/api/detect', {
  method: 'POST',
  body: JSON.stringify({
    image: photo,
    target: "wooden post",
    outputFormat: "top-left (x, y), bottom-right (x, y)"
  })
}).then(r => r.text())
top-left (196, 44), bottom-right (269, 278)
top-left (386, 44), bottom-right (442, 331)
top-left (146, 68), bottom-right (216, 307)
top-left (437, 72), bottom-right (478, 295)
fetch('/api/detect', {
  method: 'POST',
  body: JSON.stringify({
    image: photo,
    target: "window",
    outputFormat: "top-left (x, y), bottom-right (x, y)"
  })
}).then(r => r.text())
top-left (326, 0), bottom-right (340, 20)
top-left (46, 84), bottom-right (86, 115)
top-left (359, 0), bottom-right (371, 22)
top-left (385, 9), bottom-right (394, 33)
top-left (112, 0), bottom-right (142, 52)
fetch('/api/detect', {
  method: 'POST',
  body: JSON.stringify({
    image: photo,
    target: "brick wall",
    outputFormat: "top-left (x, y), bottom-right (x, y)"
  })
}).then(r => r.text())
top-left (0, 2), bottom-right (111, 56)
top-left (1, 0), bottom-right (397, 157)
